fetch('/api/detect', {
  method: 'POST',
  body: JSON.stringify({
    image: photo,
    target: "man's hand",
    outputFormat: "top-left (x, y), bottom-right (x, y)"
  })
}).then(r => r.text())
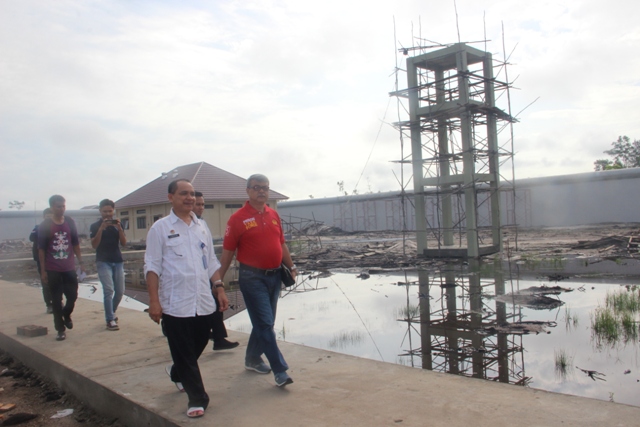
top-left (41, 271), bottom-right (48, 285)
top-left (216, 291), bottom-right (230, 312)
top-left (148, 301), bottom-right (163, 323)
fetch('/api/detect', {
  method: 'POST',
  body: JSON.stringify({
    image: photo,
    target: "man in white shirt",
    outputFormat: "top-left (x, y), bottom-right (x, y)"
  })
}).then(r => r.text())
top-left (144, 179), bottom-right (228, 419)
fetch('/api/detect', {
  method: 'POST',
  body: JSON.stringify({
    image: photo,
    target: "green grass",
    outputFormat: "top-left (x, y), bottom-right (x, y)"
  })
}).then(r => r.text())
top-left (591, 287), bottom-right (640, 345)
top-left (554, 349), bottom-right (573, 379)
top-left (564, 307), bottom-right (579, 330)
top-left (395, 304), bottom-right (420, 320)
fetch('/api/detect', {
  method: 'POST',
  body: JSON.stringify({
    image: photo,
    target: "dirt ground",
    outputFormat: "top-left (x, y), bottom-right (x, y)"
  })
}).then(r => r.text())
top-left (0, 351), bottom-right (124, 427)
top-left (0, 223), bottom-right (639, 426)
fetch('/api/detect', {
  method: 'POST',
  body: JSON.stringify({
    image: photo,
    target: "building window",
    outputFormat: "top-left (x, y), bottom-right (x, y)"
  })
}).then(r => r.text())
top-left (153, 214), bottom-right (163, 223)
top-left (120, 211), bottom-right (129, 216)
top-left (137, 217), bottom-right (147, 229)
top-left (205, 204), bottom-right (214, 209)
top-left (120, 218), bottom-right (129, 230)
top-left (225, 203), bottom-right (242, 209)
top-left (136, 209), bottom-right (146, 214)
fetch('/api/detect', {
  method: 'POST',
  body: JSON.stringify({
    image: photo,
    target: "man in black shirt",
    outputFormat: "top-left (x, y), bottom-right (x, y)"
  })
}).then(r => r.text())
top-left (29, 208), bottom-right (53, 313)
top-left (90, 199), bottom-right (127, 331)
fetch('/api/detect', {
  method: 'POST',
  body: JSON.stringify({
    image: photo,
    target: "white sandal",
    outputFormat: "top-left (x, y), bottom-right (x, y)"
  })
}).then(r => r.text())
top-left (187, 407), bottom-right (205, 418)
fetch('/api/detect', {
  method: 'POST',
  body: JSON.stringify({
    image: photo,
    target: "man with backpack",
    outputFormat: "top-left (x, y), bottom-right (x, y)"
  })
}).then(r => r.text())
top-left (38, 195), bottom-right (86, 341)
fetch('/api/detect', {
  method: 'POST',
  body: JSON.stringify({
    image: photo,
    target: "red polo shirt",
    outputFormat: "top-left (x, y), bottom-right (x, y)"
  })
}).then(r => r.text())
top-left (223, 201), bottom-right (285, 269)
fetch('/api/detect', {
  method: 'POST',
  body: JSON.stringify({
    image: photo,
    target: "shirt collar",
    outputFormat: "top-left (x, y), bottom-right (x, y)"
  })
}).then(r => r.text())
top-left (169, 209), bottom-right (200, 225)
top-left (244, 200), bottom-right (270, 214)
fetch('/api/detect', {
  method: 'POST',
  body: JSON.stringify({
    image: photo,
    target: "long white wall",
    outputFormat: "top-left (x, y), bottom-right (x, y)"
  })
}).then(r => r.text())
top-left (278, 169), bottom-right (640, 231)
top-left (0, 209), bottom-right (100, 241)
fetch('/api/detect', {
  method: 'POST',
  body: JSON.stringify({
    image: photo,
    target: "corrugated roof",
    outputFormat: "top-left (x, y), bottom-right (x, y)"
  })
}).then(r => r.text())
top-left (115, 162), bottom-right (288, 209)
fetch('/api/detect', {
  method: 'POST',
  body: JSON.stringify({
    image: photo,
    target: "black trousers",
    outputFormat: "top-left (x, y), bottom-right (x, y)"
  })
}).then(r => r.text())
top-left (36, 259), bottom-right (52, 308)
top-left (210, 294), bottom-right (228, 341)
top-left (163, 313), bottom-right (214, 409)
top-left (47, 270), bottom-right (78, 332)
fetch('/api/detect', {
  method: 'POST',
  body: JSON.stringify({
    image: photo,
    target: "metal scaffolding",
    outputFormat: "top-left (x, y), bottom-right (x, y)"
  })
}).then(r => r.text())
top-left (396, 263), bottom-right (529, 385)
top-left (392, 42), bottom-right (517, 258)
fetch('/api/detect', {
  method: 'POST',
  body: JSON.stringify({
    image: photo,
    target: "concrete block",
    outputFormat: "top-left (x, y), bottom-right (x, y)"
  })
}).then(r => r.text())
top-left (16, 325), bottom-right (47, 337)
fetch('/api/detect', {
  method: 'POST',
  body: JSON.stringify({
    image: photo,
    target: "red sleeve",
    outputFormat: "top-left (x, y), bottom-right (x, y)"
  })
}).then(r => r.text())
top-left (223, 216), bottom-right (240, 251)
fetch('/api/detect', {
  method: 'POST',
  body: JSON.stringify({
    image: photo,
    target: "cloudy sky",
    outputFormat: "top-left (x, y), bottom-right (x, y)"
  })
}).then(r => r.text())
top-left (1, 0), bottom-right (639, 210)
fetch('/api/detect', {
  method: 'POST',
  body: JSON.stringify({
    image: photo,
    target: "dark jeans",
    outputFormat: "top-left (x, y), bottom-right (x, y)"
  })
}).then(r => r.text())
top-left (239, 267), bottom-right (289, 374)
top-left (163, 313), bottom-right (214, 409)
top-left (47, 270), bottom-right (78, 333)
top-left (36, 259), bottom-right (52, 308)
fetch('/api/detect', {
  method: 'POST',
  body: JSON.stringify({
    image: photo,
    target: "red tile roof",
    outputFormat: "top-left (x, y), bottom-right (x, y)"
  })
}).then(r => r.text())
top-left (115, 162), bottom-right (288, 209)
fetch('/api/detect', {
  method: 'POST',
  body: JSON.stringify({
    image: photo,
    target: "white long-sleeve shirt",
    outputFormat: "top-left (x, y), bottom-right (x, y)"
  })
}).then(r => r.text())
top-left (144, 209), bottom-right (221, 318)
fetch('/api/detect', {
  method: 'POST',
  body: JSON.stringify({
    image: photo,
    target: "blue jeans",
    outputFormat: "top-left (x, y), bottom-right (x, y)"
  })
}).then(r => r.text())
top-left (96, 261), bottom-right (125, 323)
top-left (239, 268), bottom-right (289, 374)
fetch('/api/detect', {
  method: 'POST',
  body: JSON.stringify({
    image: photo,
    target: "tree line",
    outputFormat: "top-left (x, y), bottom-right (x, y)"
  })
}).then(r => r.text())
top-left (594, 136), bottom-right (640, 171)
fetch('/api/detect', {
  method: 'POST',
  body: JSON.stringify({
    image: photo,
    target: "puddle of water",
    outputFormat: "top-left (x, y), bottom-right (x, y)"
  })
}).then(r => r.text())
top-left (225, 268), bottom-right (640, 407)
top-left (77, 279), bottom-right (148, 312)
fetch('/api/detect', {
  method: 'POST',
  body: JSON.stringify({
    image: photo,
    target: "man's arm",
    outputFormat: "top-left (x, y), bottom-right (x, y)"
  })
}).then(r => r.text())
top-left (210, 269), bottom-right (229, 311)
top-left (90, 222), bottom-right (105, 249)
top-left (218, 248), bottom-right (235, 283)
top-left (73, 245), bottom-right (85, 273)
top-left (38, 248), bottom-right (47, 284)
top-left (146, 271), bottom-right (162, 323)
top-left (281, 243), bottom-right (297, 280)
top-left (117, 221), bottom-right (127, 246)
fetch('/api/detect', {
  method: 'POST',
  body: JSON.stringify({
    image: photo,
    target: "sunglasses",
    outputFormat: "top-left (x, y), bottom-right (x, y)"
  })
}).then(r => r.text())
top-left (249, 185), bottom-right (270, 192)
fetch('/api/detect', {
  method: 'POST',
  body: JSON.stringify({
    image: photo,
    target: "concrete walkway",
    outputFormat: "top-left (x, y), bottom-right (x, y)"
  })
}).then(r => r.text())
top-left (1, 279), bottom-right (639, 427)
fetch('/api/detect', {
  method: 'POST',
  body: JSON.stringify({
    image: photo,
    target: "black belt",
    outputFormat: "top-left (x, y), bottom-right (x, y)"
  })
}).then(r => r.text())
top-left (240, 263), bottom-right (281, 276)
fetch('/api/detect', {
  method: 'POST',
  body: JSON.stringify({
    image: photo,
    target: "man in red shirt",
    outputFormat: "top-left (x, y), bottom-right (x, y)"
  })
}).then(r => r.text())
top-left (218, 174), bottom-right (297, 387)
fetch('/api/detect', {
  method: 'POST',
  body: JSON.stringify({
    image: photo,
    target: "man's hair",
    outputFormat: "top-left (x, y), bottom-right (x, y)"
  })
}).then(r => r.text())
top-left (43, 208), bottom-right (53, 217)
top-left (49, 195), bottom-right (65, 206)
top-left (168, 179), bottom-right (191, 194)
top-left (195, 191), bottom-right (203, 198)
top-left (99, 199), bottom-right (115, 209)
top-left (246, 174), bottom-right (269, 188)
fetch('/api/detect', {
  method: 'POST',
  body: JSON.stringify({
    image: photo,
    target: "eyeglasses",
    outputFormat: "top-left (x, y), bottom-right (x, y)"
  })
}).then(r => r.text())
top-left (249, 185), bottom-right (270, 192)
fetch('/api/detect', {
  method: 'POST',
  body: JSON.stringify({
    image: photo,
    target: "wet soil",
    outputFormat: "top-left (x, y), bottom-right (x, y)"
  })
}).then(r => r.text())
top-left (0, 351), bottom-right (124, 427)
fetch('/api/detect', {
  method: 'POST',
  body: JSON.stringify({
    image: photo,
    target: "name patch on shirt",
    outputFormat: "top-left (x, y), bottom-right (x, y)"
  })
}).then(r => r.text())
top-left (168, 233), bottom-right (180, 239)
top-left (243, 217), bottom-right (258, 230)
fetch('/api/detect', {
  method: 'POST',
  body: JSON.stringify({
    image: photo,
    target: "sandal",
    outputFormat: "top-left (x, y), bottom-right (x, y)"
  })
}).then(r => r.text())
top-left (187, 407), bottom-right (205, 418)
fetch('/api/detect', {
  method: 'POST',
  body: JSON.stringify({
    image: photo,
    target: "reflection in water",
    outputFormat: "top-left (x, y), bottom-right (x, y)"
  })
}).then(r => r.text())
top-left (407, 261), bottom-right (528, 385)
top-left (219, 261), bottom-right (640, 407)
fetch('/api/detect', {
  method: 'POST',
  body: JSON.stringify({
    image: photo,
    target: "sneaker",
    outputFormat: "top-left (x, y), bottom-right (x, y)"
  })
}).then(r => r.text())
top-left (63, 316), bottom-right (73, 330)
top-left (274, 371), bottom-right (293, 387)
top-left (106, 320), bottom-right (119, 331)
top-left (213, 339), bottom-right (239, 351)
top-left (56, 332), bottom-right (66, 341)
top-left (245, 360), bottom-right (271, 374)
top-left (46, 306), bottom-right (53, 314)
top-left (165, 365), bottom-right (185, 392)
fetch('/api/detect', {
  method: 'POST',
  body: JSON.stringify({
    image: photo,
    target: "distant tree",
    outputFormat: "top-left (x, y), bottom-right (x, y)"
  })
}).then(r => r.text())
top-left (594, 136), bottom-right (640, 171)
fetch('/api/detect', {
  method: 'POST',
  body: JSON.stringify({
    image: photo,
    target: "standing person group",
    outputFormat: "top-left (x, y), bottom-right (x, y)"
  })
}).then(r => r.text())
top-left (38, 195), bottom-right (85, 341)
top-left (90, 199), bottom-right (127, 331)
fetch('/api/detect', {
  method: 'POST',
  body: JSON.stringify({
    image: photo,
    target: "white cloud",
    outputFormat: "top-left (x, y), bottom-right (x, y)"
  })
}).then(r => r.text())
top-left (1, 0), bottom-right (639, 210)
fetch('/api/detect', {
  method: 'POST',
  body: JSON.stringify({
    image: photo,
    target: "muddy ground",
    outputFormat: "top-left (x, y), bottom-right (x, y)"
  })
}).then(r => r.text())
top-left (0, 223), bottom-right (639, 426)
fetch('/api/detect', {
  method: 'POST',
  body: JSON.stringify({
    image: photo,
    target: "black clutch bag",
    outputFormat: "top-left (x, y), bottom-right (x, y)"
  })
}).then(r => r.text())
top-left (280, 264), bottom-right (296, 287)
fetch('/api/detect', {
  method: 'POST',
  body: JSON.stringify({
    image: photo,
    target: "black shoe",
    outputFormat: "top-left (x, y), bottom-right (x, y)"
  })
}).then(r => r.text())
top-left (213, 339), bottom-right (240, 351)
top-left (56, 332), bottom-right (66, 341)
top-left (63, 316), bottom-right (73, 330)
